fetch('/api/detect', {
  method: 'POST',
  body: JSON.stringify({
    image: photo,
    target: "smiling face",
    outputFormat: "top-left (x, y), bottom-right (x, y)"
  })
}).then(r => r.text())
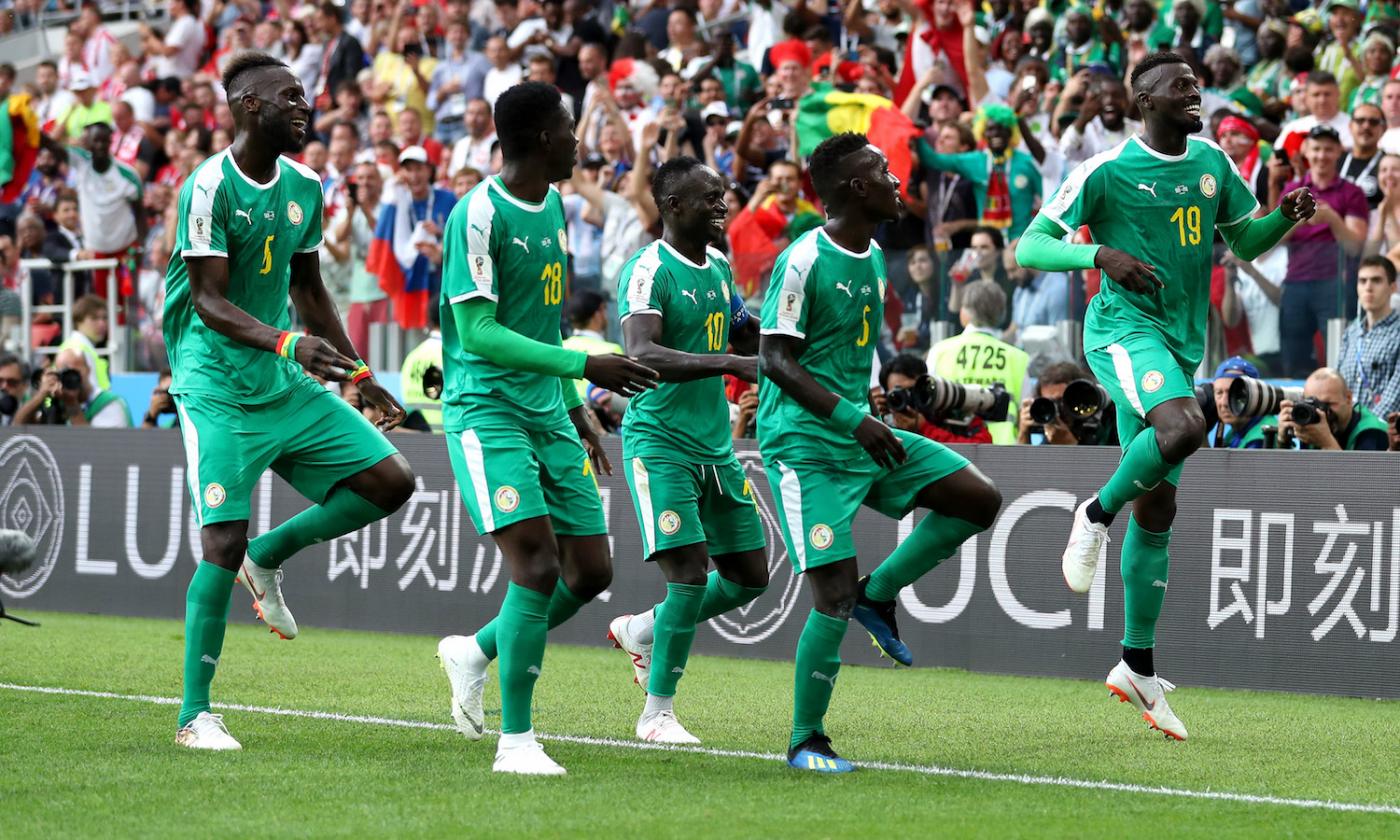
top-left (240, 66), bottom-right (312, 154)
top-left (664, 165), bottom-right (728, 245)
top-left (983, 122), bottom-right (1010, 155)
top-left (1379, 154), bottom-right (1400, 196)
top-left (1219, 129), bottom-right (1255, 161)
top-left (1137, 60), bottom-right (1203, 134)
top-left (1098, 82), bottom-right (1128, 130)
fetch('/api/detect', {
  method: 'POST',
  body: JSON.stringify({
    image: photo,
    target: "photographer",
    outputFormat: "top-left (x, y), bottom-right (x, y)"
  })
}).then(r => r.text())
top-left (1207, 357), bottom-right (1272, 448)
top-left (140, 369), bottom-right (177, 429)
top-left (1279, 367), bottom-right (1390, 451)
top-left (929, 280), bottom-right (1028, 444)
top-left (15, 348), bottom-right (131, 427)
top-left (875, 353), bottom-right (992, 444)
top-left (0, 353), bottom-right (29, 427)
top-left (1015, 361), bottom-right (1101, 446)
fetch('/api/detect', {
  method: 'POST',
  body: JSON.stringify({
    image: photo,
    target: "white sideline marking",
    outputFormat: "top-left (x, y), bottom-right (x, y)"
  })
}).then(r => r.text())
top-left (4, 681), bottom-right (1399, 817)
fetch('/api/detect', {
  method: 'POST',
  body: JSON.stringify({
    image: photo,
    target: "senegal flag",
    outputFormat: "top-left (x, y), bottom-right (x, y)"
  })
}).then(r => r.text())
top-left (795, 88), bottom-right (921, 200)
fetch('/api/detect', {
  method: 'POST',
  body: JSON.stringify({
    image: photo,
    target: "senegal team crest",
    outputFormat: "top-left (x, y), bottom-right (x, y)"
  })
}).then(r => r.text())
top-left (287, 201), bottom-right (304, 225)
top-left (1141, 370), bottom-right (1165, 393)
top-left (658, 510), bottom-right (682, 536)
top-left (557, 228), bottom-right (568, 253)
top-left (494, 485), bottom-right (520, 512)
top-left (1013, 174), bottom-right (1029, 190)
top-left (204, 483), bottom-right (226, 508)
top-left (1199, 174), bottom-right (1217, 198)
top-left (809, 524), bottom-right (834, 550)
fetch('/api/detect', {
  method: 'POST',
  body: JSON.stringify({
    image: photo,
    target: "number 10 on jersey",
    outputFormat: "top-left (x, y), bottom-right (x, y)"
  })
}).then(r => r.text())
top-left (540, 261), bottom-right (563, 305)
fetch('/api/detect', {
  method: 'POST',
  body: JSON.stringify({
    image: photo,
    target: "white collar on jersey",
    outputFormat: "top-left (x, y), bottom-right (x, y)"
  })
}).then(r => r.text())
top-left (817, 227), bottom-right (872, 259)
top-left (1130, 134), bottom-right (1189, 163)
top-left (658, 239), bottom-right (709, 270)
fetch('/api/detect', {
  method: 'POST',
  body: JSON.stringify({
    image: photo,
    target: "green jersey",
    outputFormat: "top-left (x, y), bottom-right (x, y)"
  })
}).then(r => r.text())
top-left (440, 176), bottom-right (571, 432)
top-left (1042, 135), bottom-right (1258, 370)
top-left (164, 149), bottom-right (325, 404)
top-left (618, 240), bottom-right (738, 463)
top-left (757, 228), bottom-right (887, 463)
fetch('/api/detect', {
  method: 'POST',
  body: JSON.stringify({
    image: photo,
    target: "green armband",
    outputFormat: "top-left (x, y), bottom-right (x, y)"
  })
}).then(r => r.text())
top-left (828, 398), bottom-right (867, 434)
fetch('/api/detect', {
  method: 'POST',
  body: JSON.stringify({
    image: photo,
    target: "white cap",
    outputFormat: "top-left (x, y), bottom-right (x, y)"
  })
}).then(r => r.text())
top-left (69, 69), bottom-right (95, 91)
top-left (725, 120), bottom-right (743, 136)
top-left (398, 145), bottom-right (429, 165)
top-left (701, 101), bottom-right (730, 122)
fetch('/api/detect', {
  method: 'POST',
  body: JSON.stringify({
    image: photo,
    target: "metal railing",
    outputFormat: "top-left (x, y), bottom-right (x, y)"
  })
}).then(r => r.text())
top-left (18, 257), bottom-right (123, 372)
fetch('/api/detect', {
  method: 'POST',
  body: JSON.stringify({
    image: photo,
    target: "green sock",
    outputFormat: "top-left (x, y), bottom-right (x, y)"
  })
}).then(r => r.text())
top-left (646, 582), bottom-right (706, 697)
top-left (1121, 516), bottom-right (1172, 649)
top-left (695, 571), bottom-right (767, 622)
top-left (474, 579), bottom-right (587, 662)
top-left (178, 562), bottom-right (237, 727)
top-left (865, 514), bottom-right (983, 603)
top-left (790, 608), bottom-right (848, 750)
top-left (248, 487), bottom-right (390, 570)
top-left (496, 582), bottom-right (551, 735)
top-left (1097, 429), bottom-right (1172, 514)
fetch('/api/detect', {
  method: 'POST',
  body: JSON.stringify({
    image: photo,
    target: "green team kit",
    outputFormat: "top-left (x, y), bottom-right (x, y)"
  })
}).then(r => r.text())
top-left (757, 228), bottom-right (968, 570)
top-left (617, 240), bottom-right (765, 559)
top-left (165, 149), bottom-right (397, 525)
top-left (1040, 135), bottom-right (1259, 481)
top-left (440, 176), bottom-right (605, 537)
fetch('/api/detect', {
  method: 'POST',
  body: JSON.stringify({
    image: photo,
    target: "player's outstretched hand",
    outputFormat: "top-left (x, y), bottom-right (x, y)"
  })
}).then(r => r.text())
top-left (1094, 247), bottom-right (1162, 295)
top-left (359, 381), bottom-right (407, 431)
top-left (295, 336), bottom-right (359, 381)
top-left (584, 354), bottom-right (659, 397)
top-left (1281, 187), bottom-right (1317, 223)
top-left (853, 415), bottom-right (907, 469)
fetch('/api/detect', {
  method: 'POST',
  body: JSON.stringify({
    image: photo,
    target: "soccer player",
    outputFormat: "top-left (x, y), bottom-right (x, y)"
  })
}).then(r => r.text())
top-left (605, 157), bottom-right (770, 745)
top-left (166, 52), bottom-right (416, 750)
top-left (1015, 52), bottom-right (1315, 740)
top-left (433, 82), bottom-right (658, 776)
top-left (759, 133), bottom-right (1002, 773)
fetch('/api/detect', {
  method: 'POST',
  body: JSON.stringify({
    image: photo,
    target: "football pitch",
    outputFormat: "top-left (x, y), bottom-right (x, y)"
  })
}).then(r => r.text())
top-left (4, 611), bottom-right (1397, 838)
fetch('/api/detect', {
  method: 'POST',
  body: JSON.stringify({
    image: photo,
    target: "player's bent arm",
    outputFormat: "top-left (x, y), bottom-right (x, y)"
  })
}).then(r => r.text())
top-left (453, 297), bottom-right (588, 378)
top-left (289, 250), bottom-right (362, 360)
top-left (622, 313), bottom-right (748, 382)
top-left (758, 333), bottom-right (864, 434)
top-left (186, 255), bottom-right (287, 353)
top-left (1218, 208), bottom-right (1297, 262)
top-left (914, 139), bottom-right (981, 182)
top-left (1014, 214), bottom-right (1101, 272)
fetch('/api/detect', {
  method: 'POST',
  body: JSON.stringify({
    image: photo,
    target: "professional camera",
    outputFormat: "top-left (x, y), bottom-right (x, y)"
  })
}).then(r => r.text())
top-left (926, 376), bottom-right (1011, 423)
top-left (0, 393), bottom-right (16, 418)
top-left (1028, 378), bottom-right (1113, 444)
top-left (1289, 396), bottom-right (1327, 426)
top-left (1228, 376), bottom-right (1304, 418)
top-left (422, 364), bottom-right (443, 400)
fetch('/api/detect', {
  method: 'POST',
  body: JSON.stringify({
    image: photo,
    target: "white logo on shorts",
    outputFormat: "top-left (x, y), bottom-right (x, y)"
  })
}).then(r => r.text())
top-left (204, 483), bottom-right (227, 509)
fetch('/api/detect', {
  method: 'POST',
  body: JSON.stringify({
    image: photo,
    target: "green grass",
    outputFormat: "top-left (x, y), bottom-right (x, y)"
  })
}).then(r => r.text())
top-left (3, 611), bottom-right (1397, 838)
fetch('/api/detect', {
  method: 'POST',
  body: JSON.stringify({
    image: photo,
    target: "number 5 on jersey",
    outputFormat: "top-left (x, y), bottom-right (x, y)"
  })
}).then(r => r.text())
top-left (259, 234), bottom-right (275, 275)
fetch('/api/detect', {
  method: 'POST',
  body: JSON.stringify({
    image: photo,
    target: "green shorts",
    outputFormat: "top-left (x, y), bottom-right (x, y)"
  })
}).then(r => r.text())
top-left (446, 415), bottom-right (606, 537)
top-left (624, 454), bottom-right (767, 560)
top-left (174, 376), bottom-right (400, 526)
top-left (1086, 332), bottom-right (1196, 487)
top-left (765, 429), bottom-right (969, 573)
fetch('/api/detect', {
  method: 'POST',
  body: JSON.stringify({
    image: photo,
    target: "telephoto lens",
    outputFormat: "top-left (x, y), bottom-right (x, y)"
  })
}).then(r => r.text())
top-left (1029, 396), bottom-right (1059, 425)
top-left (1228, 377), bottom-right (1303, 418)
top-left (422, 364), bottom-right (444, 400)
top-left (1061, 379), bottom-right (1109, 418)
top-left (927, 377), bottom-right (1011, 422)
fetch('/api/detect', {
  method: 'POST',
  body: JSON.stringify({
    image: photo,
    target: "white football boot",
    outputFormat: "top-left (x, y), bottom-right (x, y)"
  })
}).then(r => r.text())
top-left (437, 635), bottom-right (490, 741)
top-left (175, 712), bottom-right (242, 750)
top-left (1105, 660), bottom-right (1189, 741)
top-left (606, 614), bottom-right (653, 688)
top-left (1062, 496), bottom-right (1111, 594)
top-left (493, 730), bottom-right (566, 776)
top-left (236, 558), bottom-right (298, 640)
top-left (636, 709), bottom-right (701, 745)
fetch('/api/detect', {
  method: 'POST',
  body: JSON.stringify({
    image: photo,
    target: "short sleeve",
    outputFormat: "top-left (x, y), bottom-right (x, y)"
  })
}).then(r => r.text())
top-left (443, 187), bottom-right (498, 304)
top-left (180, 176), bottom-right (228, 259)
top-left (295, 184), bottom-right (325, 253)
top-left (1215, 149), bottom-right (1261, 229)
top-left (759, 237), bottom-right (816, 339)
top-left (619, 245), bottom-right (667, 321)
top-left (1041, 155), bottom-right (1102, 234)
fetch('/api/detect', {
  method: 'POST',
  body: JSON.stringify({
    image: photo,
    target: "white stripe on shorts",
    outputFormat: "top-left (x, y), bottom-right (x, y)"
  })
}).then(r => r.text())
top-left (776, 462), bottom-right (807, 571)
top-left (457, 430), bottom-right (495, 533)
top-left (175, 400), bottom-right (203, 527)
top-left (1106, 343), bottom-right (1147, 418)
top-left (630, 457), bottom-right (656, 556)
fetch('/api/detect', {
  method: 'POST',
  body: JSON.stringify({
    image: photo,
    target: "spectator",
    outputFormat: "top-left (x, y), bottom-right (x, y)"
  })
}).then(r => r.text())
top-left (923, 121), bottom-right (979, 254)
top-left (146, 0), bottom-right (206, 81)
top-left (947, 226), bottom-right (1013, 328)
top-left (1057, 77), bottom-right (1140, 171)
top-left (1219, 250), bottom-right (1285, 376)
top-left (1206, 356), bottom-right (1272, 448)
top-left (15, 347), bottom-right (130, 427)
top-left (1317, 0), bottom-right (1364, 105)
top-left (482, 35), bottom-right (523, 107)
top-left (314, 1), bottom-right (369, 113)
top-left (44, 191), bottom-right (94, 290)
top-left (399, 320), bottom-right (444, 432)
top-left (1279, 367), bottom-right (1390, 451)
top-left (693, 34), bottom-right (762, 114)
top-left (1247, 18), bottom-right (1289, 110)
top-left (58, 293), bottom-right (110, 391)
top-left (15, 212), bottom-right (58, 312)
top-left (928, 280), bottom-right (1027, 444)
top-left (562, 287), bottom-right (623, 398)
top-left (394, 107), bottom-right (444, 167)
top-left (373, 23), bottom-right (439, 132)
top-left (876, 351), bottom-right (992, 444)
top-left (1203, 45), bottom-right (1265, 119)
top-left (367, 146), bottom-right (456, 329)
top-left (0, 352), bottom-right (28, 424)
top-left (1368, 153), bottom-right (1400, 262)
top-left (140, 369), bottom-right (177, 429)
top-left (563, 154), bottom-right (607, 291)
top-left (1216, 114), bottom-right (1269, 202)
top-left (74, 2), bottom-right (118, 86)
top-left (1276, 71), bottom-right (1352, 152)
top-left (726, 158), bottom-right (819, 297)
top-left (915, 102), bottom-right (1042, 242)
top-left (1015, 360), bottom-right (1095, 446)
top-left (427, 16), bottom-right (490, 146)
top-left (52, 71), bottom-right (111, 143)
top-left (1338, 255), bottom-right (1400, 419)
top-left (32, 61), bottom-right (74, 133)
top-left (1350, 28), bottom-right (1395, 109)
top-left (447, 98), bottom-right (497, 179)
top-left (1272, 124), bottom-right (1368, 377)
top-left (1343, 103), bottom-right (1385, 208)
top-left (1004, 250), bottom-right (1070, 345)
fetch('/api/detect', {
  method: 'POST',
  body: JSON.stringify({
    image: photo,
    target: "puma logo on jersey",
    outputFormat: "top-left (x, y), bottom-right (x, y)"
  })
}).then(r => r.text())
top-left (1133, 479), bottom-right (1161, 492)
top-left (1136, 182), bottom-right (1157, 198)
top-left (680, 289), bottom-right (698, 305)
top-left (234, 209), bottom-right (253, 226)
top-left (834, 281), bottom-right (853, 298)
top-left (512, 236), bottom-right (530, 253)
top-left (195, 183), bottom-right (215, 198)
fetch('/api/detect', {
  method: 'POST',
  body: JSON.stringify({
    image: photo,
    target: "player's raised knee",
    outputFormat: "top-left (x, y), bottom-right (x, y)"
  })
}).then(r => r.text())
top-left (377, 454), bottom-right (416, 511)
top-left (967, 480), bottom-right (1003, 531)
top-left (1156, 414), bottom-right (1205, 463)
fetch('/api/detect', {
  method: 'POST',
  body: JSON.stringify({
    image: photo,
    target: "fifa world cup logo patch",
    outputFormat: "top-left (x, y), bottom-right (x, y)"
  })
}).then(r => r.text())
top-left (658, 510), bottom-right (681, 536)
top-left (204, 483), bottom-right (226, 509)
top-left (1141, 370), bottom-right (1165, 393)
top-left (494, 485), bottom-right (520, 513)
top-left (809, 524), bottom-right (834, 550)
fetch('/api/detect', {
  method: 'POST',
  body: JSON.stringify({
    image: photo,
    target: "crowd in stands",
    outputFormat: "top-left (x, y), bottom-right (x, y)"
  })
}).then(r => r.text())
top-left (0, 0), bottom-right (1398, 449)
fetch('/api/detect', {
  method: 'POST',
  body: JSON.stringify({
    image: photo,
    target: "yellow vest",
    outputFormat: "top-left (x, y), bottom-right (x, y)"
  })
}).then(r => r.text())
top-left (562, 332), bottom-right (624, 399)
top-left (60, 332), bottom-right (109, 391)
top-left (400, 332), bottom-right (443, 432)
top-left (929, 328), bottom-right (1028, 445)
